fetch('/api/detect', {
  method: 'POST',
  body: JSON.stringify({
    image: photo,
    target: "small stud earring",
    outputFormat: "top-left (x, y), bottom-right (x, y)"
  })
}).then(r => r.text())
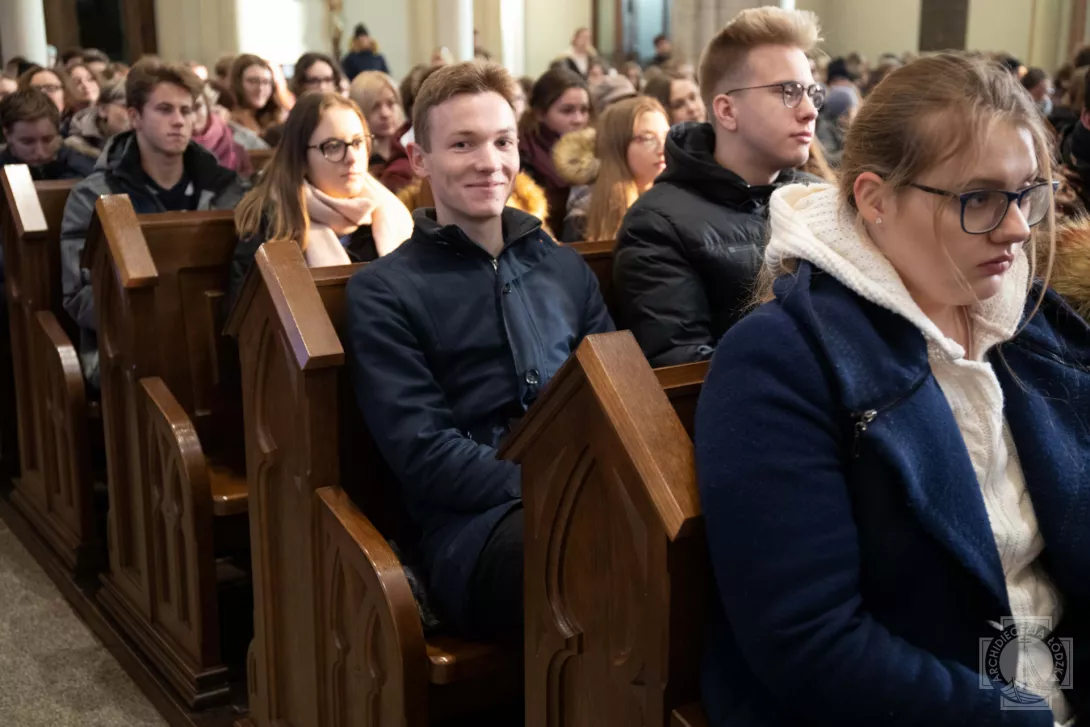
top-left (875, 217), bottom-right (883, 224)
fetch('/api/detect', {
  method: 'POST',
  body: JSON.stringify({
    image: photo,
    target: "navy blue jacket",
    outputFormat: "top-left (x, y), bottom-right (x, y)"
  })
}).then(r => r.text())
top-left (345, 207), bottom-right (613, 629)
top-left (696, 262), bottom-right (1090, 727)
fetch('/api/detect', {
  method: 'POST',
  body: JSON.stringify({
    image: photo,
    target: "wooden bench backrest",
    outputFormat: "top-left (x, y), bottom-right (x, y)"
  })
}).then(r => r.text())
top-left (565, 239), bottom-right (615, 319)
top-left (87, 194), bottom-right (243, 460)
top-left (248, 148), bottom-right (274, 176)
top-left (228, 239), bottom-right (423, 727)
top-left (0, 166), bottom-right (76, 516)
top-left (500, 331), bottom-right (709, 727)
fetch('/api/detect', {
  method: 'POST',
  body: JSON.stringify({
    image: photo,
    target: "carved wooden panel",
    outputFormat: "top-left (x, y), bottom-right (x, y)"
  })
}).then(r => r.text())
top-left (317, 486), bottom-right (429, 727)
top-left (0, 171), bottom-right (92, 570)
top-left (502, 332), bottom-right (709, 727)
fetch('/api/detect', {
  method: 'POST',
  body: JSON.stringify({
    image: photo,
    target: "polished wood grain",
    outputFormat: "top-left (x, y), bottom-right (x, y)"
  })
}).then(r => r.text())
top-left (500, 330), bottom-right (709, 727)
top-left (0, 167), bottom-right (97, 571)
top-left (88, 195), bottom-right (248, 708)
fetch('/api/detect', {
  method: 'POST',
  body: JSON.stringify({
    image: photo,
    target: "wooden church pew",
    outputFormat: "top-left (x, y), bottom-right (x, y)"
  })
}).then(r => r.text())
top-left (247, 148), bottom-right (274, 176)
top-left (84, 194), bottom-right (250, 709)
top-left (499, 330), bottom-right (710, 727)
top-left (226, 238), bottom-right (525, 727)
top-left (0, 165), bottom-right (98, 572)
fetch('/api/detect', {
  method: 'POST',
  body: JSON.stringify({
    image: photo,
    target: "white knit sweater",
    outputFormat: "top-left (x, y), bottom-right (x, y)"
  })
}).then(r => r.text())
top-left (766, 184), bottom-right (1069, 723)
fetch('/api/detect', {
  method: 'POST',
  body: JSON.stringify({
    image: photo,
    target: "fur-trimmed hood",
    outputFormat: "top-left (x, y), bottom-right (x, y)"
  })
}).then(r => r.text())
top-left (396, 172), bottom-right (551, 234)
top-left (552, 128), bottom-right (598, 187)
top-left (1053, 219), bottom-right (1090, 321)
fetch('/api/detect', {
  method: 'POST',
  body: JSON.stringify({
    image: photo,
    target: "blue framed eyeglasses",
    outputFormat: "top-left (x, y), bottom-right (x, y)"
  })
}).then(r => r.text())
top-left (908, 180), bottom-right (1058, 235)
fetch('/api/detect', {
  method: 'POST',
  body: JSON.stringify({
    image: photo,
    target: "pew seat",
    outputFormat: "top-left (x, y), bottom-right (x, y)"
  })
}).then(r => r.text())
top-left (209, 466), bottom-right (249, 517)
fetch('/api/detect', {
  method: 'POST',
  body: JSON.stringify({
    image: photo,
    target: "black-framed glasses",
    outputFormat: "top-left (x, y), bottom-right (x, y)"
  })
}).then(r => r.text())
top-left (909, 180), bottom-right (1058, 234)
top-left (723, 81), bottom-right (827, 110)
top-left (303, 75), bottom-right (336, 88)
top-left (307, 136), bottom-right (371, 163)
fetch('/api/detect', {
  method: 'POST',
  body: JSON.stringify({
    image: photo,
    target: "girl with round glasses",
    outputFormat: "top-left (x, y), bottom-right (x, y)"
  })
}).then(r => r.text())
top-left (230, 93), bottom-right (413, 307)
top-left (553, 96), bottom-right (669, 241)
top-left (228, 54), bottom-right (284, 137)
top-left (696, 52), bottom-right (1090, 727)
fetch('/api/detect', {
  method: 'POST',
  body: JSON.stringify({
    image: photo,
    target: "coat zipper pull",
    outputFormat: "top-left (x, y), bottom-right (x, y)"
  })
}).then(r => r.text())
top-left (853, 410), bottom-right (877, 458)
top-left (491, 258), bottom-right (498, 271)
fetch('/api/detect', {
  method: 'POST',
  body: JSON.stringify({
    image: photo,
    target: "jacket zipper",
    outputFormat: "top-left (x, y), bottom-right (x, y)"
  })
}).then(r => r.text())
top-left (851, 371), bottom-right (931, 458)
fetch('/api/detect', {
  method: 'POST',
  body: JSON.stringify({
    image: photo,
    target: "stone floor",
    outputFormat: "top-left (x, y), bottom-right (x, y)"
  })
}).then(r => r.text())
top-left (0, 519), bottom-right (167, 727)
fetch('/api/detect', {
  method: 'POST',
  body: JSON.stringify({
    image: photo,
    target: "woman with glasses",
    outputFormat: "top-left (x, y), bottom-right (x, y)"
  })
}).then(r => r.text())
top-left (644, 70), bottom-right (706, 125)
top-left (230, 93), bottom-right (413, 307)
top-left (289, 53), bottom-right (343, 98)
top-left (553, 96), bottom-right (669, 242)
top-left (228, 54), bottom-right (284, 137)
top-left (192, 85), bottom-right (253, 178)
top-left (18, 66), bottom-right (67, 114)
top-left (64, 79), bottom-right (128, 159)
top-left (696, 52), bottom-right (1090, 727)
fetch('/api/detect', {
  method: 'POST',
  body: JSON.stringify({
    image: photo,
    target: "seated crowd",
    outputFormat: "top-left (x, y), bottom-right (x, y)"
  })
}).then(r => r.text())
top-left (2, 7), bottom-right (1090, 725)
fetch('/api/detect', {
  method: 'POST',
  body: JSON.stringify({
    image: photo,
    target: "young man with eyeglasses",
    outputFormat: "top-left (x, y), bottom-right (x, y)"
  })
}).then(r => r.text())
top-left (614, 6), bottom-right (824, 367)
top-left (345, 62), bottom-right (612, 638)
top-left (60, 57), bottom-right (247, 388)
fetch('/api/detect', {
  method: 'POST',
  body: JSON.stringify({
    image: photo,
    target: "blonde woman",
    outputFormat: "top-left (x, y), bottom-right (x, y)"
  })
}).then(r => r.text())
top-left (229, 92), bottom-right (413, 307)
top-left (553, 96), bottom-right (669, 242)
top-left (697, 52), bottom-right (1090, 726)
top-left (349, 70), bottom-right (411, 191)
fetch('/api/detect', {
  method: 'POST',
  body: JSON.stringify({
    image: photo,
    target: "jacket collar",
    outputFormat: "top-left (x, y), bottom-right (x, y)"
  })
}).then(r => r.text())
top-left (410, 206), bottom-right (543, 259)
top-left (100, 130), bottom-right (238, 195)
top-left (655, 122), bottom-right (813, 210)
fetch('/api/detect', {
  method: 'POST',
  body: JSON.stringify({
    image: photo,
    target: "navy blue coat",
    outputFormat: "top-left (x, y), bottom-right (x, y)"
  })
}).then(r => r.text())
top-left (696, 262), bottom-right (1090, 726)
top-left (346, 207), bottom-right (613, 629)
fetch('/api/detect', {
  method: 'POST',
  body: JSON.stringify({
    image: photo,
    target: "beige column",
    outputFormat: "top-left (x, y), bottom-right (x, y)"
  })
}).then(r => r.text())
top-left (0, 0), bottom-right (49, 66)
top-left (436, 0), bottom-right (475, 61)
top-left (671, 0), bottom-right (771, 65)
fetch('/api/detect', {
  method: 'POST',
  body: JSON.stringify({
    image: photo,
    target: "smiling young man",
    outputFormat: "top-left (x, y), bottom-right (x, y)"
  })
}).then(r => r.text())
top-left (614, 7), bottom-right (824, 367)
top-left (0, 89), bottom-right (95, 179)
top-left (345, 61), bottom-right (613, 638)
top-left (60, 57), bottom-right (247, 387)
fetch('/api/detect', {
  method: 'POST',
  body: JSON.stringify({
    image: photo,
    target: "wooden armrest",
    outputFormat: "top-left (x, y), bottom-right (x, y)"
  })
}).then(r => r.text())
top-left (224, 239), bottom-right (344, 371)
top-left (425, 636), bottom-right (519, 686)
top-left (671, 702), bottom-right (709, 727)
top-left (95, 195), bottom-right (158, 287)
top-left (1, 165), bottom-right (47, 238)
top-left (208, 465), bottom-right (248, 517)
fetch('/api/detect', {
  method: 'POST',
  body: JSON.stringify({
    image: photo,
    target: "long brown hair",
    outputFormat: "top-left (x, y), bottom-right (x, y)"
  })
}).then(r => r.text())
top-left (229, 54), bottom-right (283, 131)
top-left (519, 67), bottom-right (589, 138)
top-left (235, 93), bottom-right (371, 250)
top-left (757, 52), bottom-right (1057, 307)
top-left (585, 96), bottom-right (667, 241)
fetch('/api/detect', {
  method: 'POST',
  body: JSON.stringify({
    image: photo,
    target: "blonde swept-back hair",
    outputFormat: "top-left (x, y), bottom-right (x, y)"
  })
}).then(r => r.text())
top-left (349, 71), bottom-right (405, 138)
top-left (585, 96), bottom-right (668, 242)
top-left (234, 93), bottom-right (372, 251)
top-left (755, 52), bottom-right (1058, 307)
top-left (698, 7), bottom-right (821, 113)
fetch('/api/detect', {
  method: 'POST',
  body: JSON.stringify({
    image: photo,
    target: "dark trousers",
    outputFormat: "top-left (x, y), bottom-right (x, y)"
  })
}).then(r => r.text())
top-left (465, 506), bottom-right (524, 640)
